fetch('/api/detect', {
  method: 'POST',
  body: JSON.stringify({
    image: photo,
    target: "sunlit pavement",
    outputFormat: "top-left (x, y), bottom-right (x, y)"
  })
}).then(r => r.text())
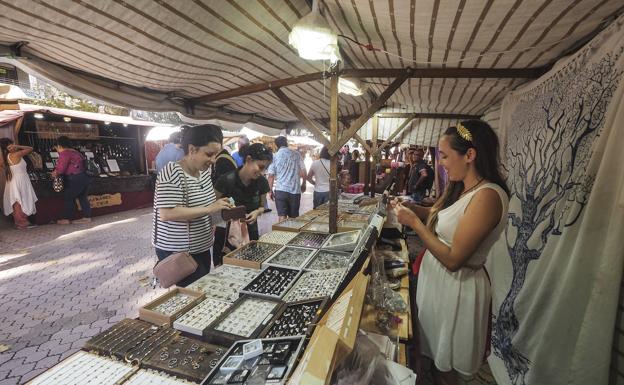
top-left (0, 190), bottom-right (313, 384)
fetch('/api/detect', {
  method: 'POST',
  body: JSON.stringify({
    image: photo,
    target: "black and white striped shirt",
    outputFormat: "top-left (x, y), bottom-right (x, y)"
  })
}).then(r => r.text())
top-left (152, 162), bottom-right (216, 253)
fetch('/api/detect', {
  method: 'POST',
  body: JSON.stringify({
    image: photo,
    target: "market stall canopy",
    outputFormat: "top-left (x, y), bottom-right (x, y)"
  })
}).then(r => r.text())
top-left (0, 0), bottom-right (622, 142)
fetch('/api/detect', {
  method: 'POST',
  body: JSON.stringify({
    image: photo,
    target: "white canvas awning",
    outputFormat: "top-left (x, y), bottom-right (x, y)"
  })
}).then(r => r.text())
top-left (0, 0), bottom-right (621, 145)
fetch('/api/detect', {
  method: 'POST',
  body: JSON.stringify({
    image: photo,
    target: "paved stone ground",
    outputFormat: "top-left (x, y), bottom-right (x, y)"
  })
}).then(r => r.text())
top-left (0, 191), bottom-right (311, 385)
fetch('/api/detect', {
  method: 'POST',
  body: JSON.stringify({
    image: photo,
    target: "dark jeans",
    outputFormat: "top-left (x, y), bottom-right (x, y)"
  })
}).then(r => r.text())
top-left (62, 173), bottom-right (92, 220)
top-left (274, 190), bottom-right (301, 218)
top-left (155, 247), bottom-right (211, 287)
top-left (313, 191), bottom-right (329, 208)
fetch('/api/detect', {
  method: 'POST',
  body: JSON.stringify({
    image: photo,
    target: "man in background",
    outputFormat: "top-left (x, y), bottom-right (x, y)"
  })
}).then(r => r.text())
top-left (231, 135), bottom-right (249, 167)
top-left (267, 136), bottom-right (306, 221)
top-left (155, 131), bottom-right (184, 174)
top-left (408, 148), bottom-right (434, 203)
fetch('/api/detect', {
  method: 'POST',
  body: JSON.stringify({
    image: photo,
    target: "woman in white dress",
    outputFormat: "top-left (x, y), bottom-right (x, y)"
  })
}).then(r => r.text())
top-left (1, 138), bottom-right (38, 229)
top-left (393, 120), bottom-right (510, 385)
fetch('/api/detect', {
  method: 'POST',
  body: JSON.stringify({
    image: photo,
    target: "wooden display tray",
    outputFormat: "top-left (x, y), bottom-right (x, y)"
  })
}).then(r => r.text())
top-left (272, 219), bottom-right (309, 232)
top-left (239, 266), bottom-right (302, 301)
top-left (139, 287), bottom-right (205, 326)
top-left (203, 295), bottom-right (285, 347)
top-left (222, 241), bottom-right (282, 269)
top-left (262, 246), bottom-right (317, 270)
top-left (258, 297), bottom-right (329, 339)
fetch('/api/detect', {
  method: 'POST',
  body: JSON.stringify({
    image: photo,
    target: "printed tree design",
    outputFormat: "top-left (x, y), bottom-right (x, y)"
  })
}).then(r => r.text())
top-left (492, 48), bottom-right (623, 385)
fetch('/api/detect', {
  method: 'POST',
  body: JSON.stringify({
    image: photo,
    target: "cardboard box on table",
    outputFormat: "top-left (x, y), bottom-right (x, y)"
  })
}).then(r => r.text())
top-left (287, 271), bottom-right (369, 385)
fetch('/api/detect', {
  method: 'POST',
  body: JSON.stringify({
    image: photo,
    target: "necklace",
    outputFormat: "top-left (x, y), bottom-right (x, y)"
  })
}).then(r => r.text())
top-left (459, 178), bottom-right (485, 198)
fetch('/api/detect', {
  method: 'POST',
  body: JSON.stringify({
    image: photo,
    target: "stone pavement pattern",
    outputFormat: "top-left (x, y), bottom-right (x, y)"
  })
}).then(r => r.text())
top-left (0, 208), bottom-right (167, 385)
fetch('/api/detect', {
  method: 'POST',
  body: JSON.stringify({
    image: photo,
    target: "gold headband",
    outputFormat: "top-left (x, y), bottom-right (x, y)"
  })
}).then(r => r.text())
top-left (456, 122), bottom-right (473, 142)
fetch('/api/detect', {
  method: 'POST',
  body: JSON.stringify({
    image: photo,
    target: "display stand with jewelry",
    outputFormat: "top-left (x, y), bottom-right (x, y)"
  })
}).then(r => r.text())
top-left (124, 368), bottom-right (196, 385)
top-left (305, 249), bottom-right (353, 271)
top-left (204, 295), bottom-right (283, 347)
top-left (173, 298), bottom-right (232, 336)
top-left (271, 219), bottom-right (308, 232)
top-left (322, 230), bottom-right (362, 252)
top-left (240, 266), bottom-right (301, 300)
top-left (186, 274), bottom-right (246, 303)
top-left (286, 232), bottom-right (330, 249)
top-left (210, 264), bottom-right (261, 285)
top-left (259, 230), bottom-right (299, 245)
top-left (201, 336), bottom-right (304, 385)
top-left (283, 268), bottom-right (347, 303)
top-left (222, 241), bottom-right (282, 269)
top-left (139, 288), bottom-right (205, 326)
top-left (260, 297), bottom-right (328, 338)
top-left (262, 246), bottom-right (316, 270)
top-left (27, 351), bottom-right (136, 385)
top-left (141, 335), bottom-right (226, 383)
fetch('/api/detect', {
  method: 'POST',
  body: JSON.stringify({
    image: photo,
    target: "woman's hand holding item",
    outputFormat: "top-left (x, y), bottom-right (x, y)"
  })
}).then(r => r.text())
top-left (206, 198), bottom-right (233, 214)
top-left (245, 208), bottom-right (263, 224)
top-left (395, 202), bottom-right (423, 231)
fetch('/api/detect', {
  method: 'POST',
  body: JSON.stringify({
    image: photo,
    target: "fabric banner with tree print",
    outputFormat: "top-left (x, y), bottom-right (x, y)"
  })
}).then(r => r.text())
top-left (486, 15), bottom-right (624, 385)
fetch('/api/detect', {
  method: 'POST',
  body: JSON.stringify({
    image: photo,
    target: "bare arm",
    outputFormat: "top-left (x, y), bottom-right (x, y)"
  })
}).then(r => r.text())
top-left (307, 168), bottom-right (316, 186)
top-left (395, 188), bottom-right (501, 271)
top-left (267, 174), bottom-right (275, 200)
top-left (159, 198), bottom-right (232, 221)
top-left (390, 198), bottom-right (430, 222)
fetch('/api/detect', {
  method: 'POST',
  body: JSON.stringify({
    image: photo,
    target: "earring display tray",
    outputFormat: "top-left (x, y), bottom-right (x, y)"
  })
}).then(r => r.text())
top-left (300, 222), bottom-right (330, 234)
top-left (240, 266), bottom-right (301, 300)
top-left (201, 336), bottom-right (304, 385)
top-left (139, 288), bottom-right (205, 326)
top-left (262, 246), bottom-right (316, 270)
top-left (259, 230), bottom-right (299, 245)
top-left (211, 265), bottom-right (261, 285)
top-left (271, 219), bottom-right (309, 232)
top-left (287, 232), bottom-right (330, 249)
top-left (322, 230), bottom-right (362, 252)
top-left (27, 351), bottom-right (136, 385)
top-left (204, 295), bottom-right (283, 347)
top-left (283, 269), bottom-right (346, 303)
top-left (222, 241), bottom-right (283, 269)
top-left (260, 297), bottom-right (328, 339)
top-left (187, 274), bottom-right (251, 303)
top-left (84, 318), bottom-right (177, 362)
top-left (141, 335), bottom-right (226, 383)
top-left (124, 369), bottom-right (196, 385)
top-left (173, 298), bottom-right (232, 336)
top-left (304, 249), bottom-right (353, 271)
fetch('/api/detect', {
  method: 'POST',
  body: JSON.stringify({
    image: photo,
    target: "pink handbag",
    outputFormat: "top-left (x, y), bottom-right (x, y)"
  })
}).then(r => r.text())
top-left (153, 167), bottom-right (198, 288)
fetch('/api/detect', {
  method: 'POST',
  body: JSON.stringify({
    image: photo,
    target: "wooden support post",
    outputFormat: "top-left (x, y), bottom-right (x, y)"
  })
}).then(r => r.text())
top-left (329, 73), bottom-right (339, 234)
top-left (370, 116), bottom-right (378, 197)
top-left (330, 72), bottom-right (410, 154)
top-left (271, 88), bottom-right (330, 147)
top-left (353, 133), bottom-right (373, 154)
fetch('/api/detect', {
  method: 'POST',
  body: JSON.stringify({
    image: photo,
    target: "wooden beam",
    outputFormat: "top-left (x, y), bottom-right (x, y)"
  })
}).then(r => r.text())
top-left (191, 67), bottom-right (545, 104)
top-left (370, 116), bottom-right (379, 197)
top-left (329, 73), bottom-right (339, 234)
top-left (376, 112), bottom-right (480, 119)
top-left (341, 67), bottom-right (544, 79)
top-left (376, 115), bottom-right (417, 155)
top-left (330, 72), bottom-right (410, 154)
top-left (353, 133), bottom-right (372, 154)
top-left (271, 88), bottom-right (330, 147)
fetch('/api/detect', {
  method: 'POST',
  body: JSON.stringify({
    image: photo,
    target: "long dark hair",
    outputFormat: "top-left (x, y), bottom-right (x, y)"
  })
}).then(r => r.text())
top-left (0, 138), bottom-right (14, 181)
top-left (427, 120), bottom-right (509, 231)
top-left (319, 146), bottom-right (330, 160)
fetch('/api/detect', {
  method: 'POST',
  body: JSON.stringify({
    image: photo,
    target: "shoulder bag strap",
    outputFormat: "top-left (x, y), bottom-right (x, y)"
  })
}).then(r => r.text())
top-left (180, 163), bottom-right (191, 252)
top-left (217, 153), bottom-right (237, 169)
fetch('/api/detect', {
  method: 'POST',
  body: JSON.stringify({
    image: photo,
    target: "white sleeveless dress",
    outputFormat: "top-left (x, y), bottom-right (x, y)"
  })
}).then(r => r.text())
top-left (3, 156), bottom-right (38, 216)
top-left (416, 182), bottom-right (509, 375)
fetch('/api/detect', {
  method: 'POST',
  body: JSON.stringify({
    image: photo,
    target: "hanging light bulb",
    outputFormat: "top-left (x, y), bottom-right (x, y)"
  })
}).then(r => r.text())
top-left (338, 77), bottom-right (366, 96)
top-left (33, 113), bottom-right (44, 119)
top-left (63, 117), bottom-right (71, 122)
top-left (289, 0), bottom-right (341, 63)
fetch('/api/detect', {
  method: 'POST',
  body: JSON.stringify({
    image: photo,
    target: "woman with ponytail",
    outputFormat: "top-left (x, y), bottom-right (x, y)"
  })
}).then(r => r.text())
top-left (393, 120), bottom-right (510, 385)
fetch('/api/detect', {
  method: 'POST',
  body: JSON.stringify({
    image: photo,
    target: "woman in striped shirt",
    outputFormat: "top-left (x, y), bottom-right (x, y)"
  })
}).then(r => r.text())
top-left (152, 124), bottom-right (232, 287)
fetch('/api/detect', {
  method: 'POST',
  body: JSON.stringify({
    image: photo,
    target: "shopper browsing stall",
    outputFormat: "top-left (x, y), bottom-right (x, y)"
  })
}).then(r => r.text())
top-left (152, 124), bottom-right (232, 287)
top-left (392, 120), bottom-right (509, 385)
top-left (155, 131), bottom-right (184, 174)
top-left (211, 147), bottom-right (238, 266)
top-left (307, 146), bottom-right (330, 208)
top-left (215, 143), bottom-right (273, 241)
top-left (52, 136), bottom-right (92, 225)
top-left (1, 138), bottom-right (38, 229)
top-left (267, 136), bottom-right (306, 220)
